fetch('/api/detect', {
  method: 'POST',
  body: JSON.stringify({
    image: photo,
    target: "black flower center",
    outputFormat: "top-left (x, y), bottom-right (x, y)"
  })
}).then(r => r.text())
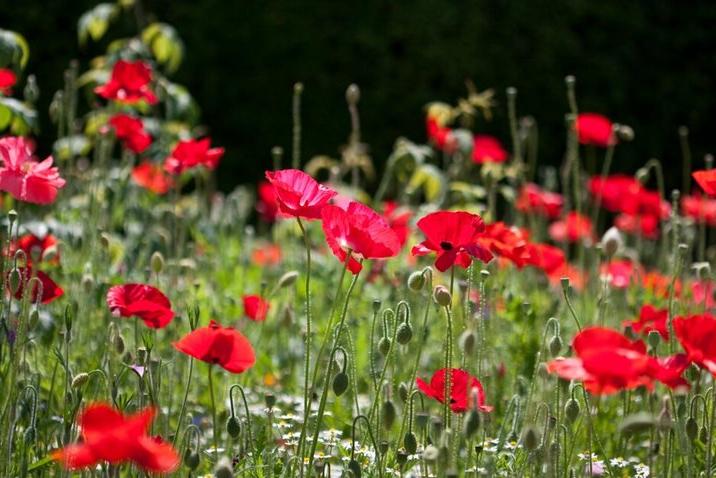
top-left (440, 241), bottom-right (453, 251)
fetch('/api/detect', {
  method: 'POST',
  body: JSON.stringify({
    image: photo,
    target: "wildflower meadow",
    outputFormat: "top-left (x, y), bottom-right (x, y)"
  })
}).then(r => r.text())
top-left (2, 2), bottom-right (716, 477)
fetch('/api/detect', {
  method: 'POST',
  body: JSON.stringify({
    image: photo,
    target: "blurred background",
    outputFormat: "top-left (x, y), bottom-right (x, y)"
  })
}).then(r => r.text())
top-left (4, 0), bottom-right (716, 192)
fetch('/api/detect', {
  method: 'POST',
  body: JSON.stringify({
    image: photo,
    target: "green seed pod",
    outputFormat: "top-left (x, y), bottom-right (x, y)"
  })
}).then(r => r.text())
top-left (226, 415), bottom-right (241, 438)
top-left (522, 426), bottom-right (539, 451)
top-left (332, 372), bottom-right (349, 396)
top-left (184, 449), bottom-right (200, 470)
top-left (685, 417), bottom-right (698, 441)
top-left (348, 459), bottom-right (362, 478)
top-left (7, 268), bottom-right (21, 295)
top-left (378, 337), bottom-right (391, 356)
top-left (404, 432), bottom-right (418, 454)
top-left (396, 323), bottom-right (413, 345)
top-left (71, 373), bottom-right (89, 389)
top-left (647, 330), bottom-right (661, 350)
top-left (548, 335), bottom-right (562, 357)
top-left (398, 382), bottom-right (409, 403)
top-left (150, 251), bottom-right (165, 275)
top-left (464, 410), bottom-right (481, 438)
top-left (407, 271), bottom-right (425, 291)
top-left (433, 285), bottom-right (452, 307)
top-left (264, 392), bottom-right (277, 409)
top-left (565, 398), bottom-right (580, 424)
top-left (382, 400), bottom-right (397, 429)
top-left (372, 299), bottom-right (382, 313)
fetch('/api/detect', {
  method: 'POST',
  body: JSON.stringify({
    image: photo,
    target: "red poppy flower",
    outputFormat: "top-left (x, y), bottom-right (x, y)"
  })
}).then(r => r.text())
top-left (9, 267), bottom-right (63, 304)
top-left (625, 305), bottom-right (669, 341)
top-left (601, 259), bottom-right (642, 289)
top-left (109, 114), bottom-right (152, 154)
top-left (691, 280), bottom-right (715, 309)
top-left (12, 233), bottom-right (59, 265)
top-left (548, 212), bottom-right (595, 243)
top-left (107, 284), bottom-right (175, 329)
top-left (94, 60), bottom-right (158, 105)
top-left (321, 201), bottom-right (401, 274)
top-left (173, 320), bottom-right (256, 373)
top-left (0, 136), bottom-right (66, 205)
top-left (472, 135), bottom-right (508, 164)
top-left (682, 195), bottom-right (716, 227)
top-left (0, 68), bottom-right (17, 95)
top-left (575, 113), bottom-right (615, 147)
top-left (243, 294), bottom-right (269, 321)
top-left (256, 181), bottom-right (281, 222)
top-left (547, 263), bottom-right (586, 291)
top-left (674, 314), bottom-right (716, 375)
top-left (412, 210), bottom-right (493, 272)
top-left (614, 213), bottom-right (661, 239)
top-left (515, 183), bottom-right (563, 219)
top-left (589, 175), bottom-right (641, 212)
top-left (264, 169), bottom-right (337, 220)
top-left (251, 243), bottom-right (282, 266)
top-left (525, 242), bottom-right (566, 275)
top-left (416, 368), bottom-right (492, 413)
top-left (548, 327), bottom-right (684, 395)
top-left (382, 201), bottom-right (412, 248)
top-left (478, 222), bottom-right (531, 267)
top-left (693, 169), bottom-right (716, 196)
top-left (164, 138), bottom-right (224, 175)
top-left (643, 271), bottom-right (679, 299)
top-left (131, 161), bottom-right (173, 195)
top-left (51, 403), bottom-right (179, 472)
top-left (426, 117), bottom-right (456, 152)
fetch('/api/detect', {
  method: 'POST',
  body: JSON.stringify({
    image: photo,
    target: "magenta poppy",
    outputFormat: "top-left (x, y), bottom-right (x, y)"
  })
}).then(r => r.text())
top-left (0, 137), bottom-right (66, 205)
top-left (264, 169), bottom-right (336, 220)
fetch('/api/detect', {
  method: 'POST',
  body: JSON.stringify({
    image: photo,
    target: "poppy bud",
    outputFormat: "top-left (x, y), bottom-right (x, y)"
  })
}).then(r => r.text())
top-left (548, 335), bottom-right (562, 357)
top-left (600, 227), bottom-right (623, 259)
top-left (522, 426), bottom-right (539, 451)
top-left (398, 382), bottom-right (409, 403)
top-left (8, 209), bottom-right (17, 225)
top-left (184, 448), bottom-right (200, 470)
top-left (415, 412), bottom-right (430, 430)
top-left (396, 449), bottom-right (409, 466)
top-left (151, 251), bottom-right (165, 275)
top-left (407, 271), bottom-right (425, 291)
top-left (701, 425), bottom-right (709, 443)
top-left (313, 459), bottom-right (325, 475)
top-left (81, 273), bottom-right (94, 292)
top-left (396, 323), bottom-right (413, 345)
top-left (404, 431), bottom-right (418, 454)
top-left (565, 398), bottom-right (580, 423)
top-left (277, 271), bottom-right (299, 289)
top-left (346, 84), bottom-right (360, 105)
top-left (372, 299), bottom-right (381, 313)
top-left (464, 409), bottom-right (481, 438)
top-left (538, 362), bottom-right (550, 380)
top-left (7, 268), bottom-right (21, 296)
top-left (647, 330), bottom-right (661, 350)
top-left (99, 232), bottom-right (111, 250)
top-left (213, 456), bottom-right (234, 478)
top-left (616, 124), bottom-right (634, 142)
top-left (348, 459), bottom-right (362, 478)
top-left (560, 277), bottom-right (570, 292)
top-left (378, 337), bottom-right (391, 356)
top-left (23, 426), bottom-right (35, 444)
top-left (460, 330), bottom-right (476, 356)
top-left (137, 347), bottom-right (148, 365)
top-left (265, 392), bottom-right (276, 409)
top-left (113, 333), bottom-right (125, 354)
top-left (71, 373), bottom-right (89, 389)
top-left (382, 400), bottom-right (397, 429)
top-left (433, 285), bottom-right (451, 307)
top-left (23, 74), bottom-right (39, 105)
top-left (446, 469), bottom-right (458, 478)
top-left (686, 417), bottom-right (698, 441)
top-left (226, 415), bottom-right (241, 438)
top-left (332, 371), bottom-right (349, 396)
top-left (422, 444), bottom-right (439, 463)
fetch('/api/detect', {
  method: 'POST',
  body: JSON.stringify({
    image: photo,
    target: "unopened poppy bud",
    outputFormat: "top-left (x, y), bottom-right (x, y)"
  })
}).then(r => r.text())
top-left (565, 398), bottom-right (580, 423)
top-left (538, 362), bottom-right (550, 380)
top-left (265, 392), bottom-right (276, 409)
top-left (23, 75), bottom-right (39, 104)
top-left (226, 415), bottom-right (241, 438)
top-left (213, 456), bottom-right (234, 478)
top-left (372, 299), bottom-right (381, 313)
top-left (422, 444), bottom-right (439, 462)
top-left (522, 426), bottom-right (539, 451)
top-left (184, 448), bottom-right (200, 470)
top-left (277, 271), bottom-right (299, 289)
top-left (81, 273), bottom-right (94, 292)
top-left (600, 227), bottom-right (623, 259)
top-left (113, 333), bottom-right (125, 354)
top-left (407, 271), bottom-right (425, 291)
top-left (616, 124), bottom-right (634, 142)
top-left (7, 268), bottom-right (21, 295)
top-left (686, 417), bottom-right (698, 440)
top-left (433, 285), bottom-right (451, 307)
top-left (23, 426), bottom-right (35, 444)
top-left (396, 323), bottom-right (413, 345)
top-left (396, 449), bottom-right (409, 466)
top-left (379, 440), bottom-right (389, 455)
top-left (460, 330), bottom-right (476, 356)
top-left (398, 382), bottom-right (409, 403)
top-left (647, 330), bottom-right (661, 350)
top-left (151, 251), bottom-right (165, 275)
top-left (415, 412), bottom-right (429, 430)
top-left (382, 400), bottom-right (397, 429)
top-left (378, 337), bottom-right (391, 355)
top-left (137, 347), bottom-right (148, 365)
top-left (71, 373), bottom-right (89, 389)
top-left (8, 209), bottom-right (17, 225)
top-left (404, 431), bottom-right (418, 454)
top-left (560, 277), bottom-right (570, 292)
top-left (446, 469), bottom-right (458, 478)
top-left (99, 232), bottom-right (111, 250)
top-left (332, 371), bottom-right (349, 396)
top-left (700, 425), bottom-right (709, 443)
top-left (549, 335), bottom-right (562, 357)
top-left (464, 410), bottom-right (481, 438)
top-left (346, 84), bottom-right (360, 105)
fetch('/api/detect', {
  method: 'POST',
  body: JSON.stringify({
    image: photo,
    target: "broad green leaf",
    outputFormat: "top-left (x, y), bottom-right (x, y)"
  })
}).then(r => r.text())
top-left (54, 135), bottom-right (92, 161)
top-left (0, 104), bottom-right (12, 131)
top-left (141, 23), bottom-right (184, 73)
top-left (406, 164), bottom-right (447, 204)
top-left (0, 97), bottom-right (37, 133)
top-left (0, 29), bottom-right (30, 70)
top-left (78, 3), bottom-right (118, 46)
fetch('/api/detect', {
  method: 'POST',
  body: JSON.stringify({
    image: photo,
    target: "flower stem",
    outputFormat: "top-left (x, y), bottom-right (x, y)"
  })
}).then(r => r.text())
top-left (207, 364), bottom-right (219, 456)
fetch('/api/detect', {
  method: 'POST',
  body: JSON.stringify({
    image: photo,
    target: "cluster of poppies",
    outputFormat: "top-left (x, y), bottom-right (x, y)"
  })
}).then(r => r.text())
top-left (95, 59), bottom-right (225, 195)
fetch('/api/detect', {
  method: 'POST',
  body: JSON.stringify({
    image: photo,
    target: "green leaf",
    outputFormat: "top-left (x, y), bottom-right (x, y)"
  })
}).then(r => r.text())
top-left (54, 135), bottom-right (92, 161)
top-left (77, 3), bottom-right (118, 46)
top-left (0, 104), bottom-right (12, 131)
top-left (406, 164), bottom-right (447, 204)
top-left (27, 456), bottom-right (54, 472)
top-left (0, 29), bottom-right (30, 70)
top-left (141, 23), bottom-right (184, 73)
top-left (0, 97), bottom-right (37, 133)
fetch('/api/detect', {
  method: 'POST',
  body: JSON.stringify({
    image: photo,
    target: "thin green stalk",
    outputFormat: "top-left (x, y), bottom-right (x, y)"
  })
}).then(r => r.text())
top-left (296, 217), bottom-right (313, 466)
top-left (172, 357), bottom-right (193, 446)
top-left (207, 364), bottom-right (219, 455)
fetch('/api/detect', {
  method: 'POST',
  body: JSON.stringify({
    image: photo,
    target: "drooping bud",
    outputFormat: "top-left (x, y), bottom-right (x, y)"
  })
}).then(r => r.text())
top-left (346, 84), bottom-right (360, 105)
top-left (151, 251), bottom-right (165, 275)
top-left (71, 373), bottom-right (89, 389)
top-left (213, 456), bottom-right (234, 478)
top-left (433, 285), bottom-right (451, 307)
top-left (464, 410), bottom-right (481, 438)
top-left (184, 448), bottom-right (200, 470)
top-left (226, 416), bottom-right (241, 438)
top-left (616, 124), bottom-right (634, 142)
top-left (522, 426), bottom-right (540, 451)
top-left (277, 271), bottom-right (299, 289)
top-left (398, 382), bottom-right (409, 403)
top-left (382, 400), bottom-right (397, 429)
top-left (460, 330), bottom-right (476, 356)
top-left (404, 432), bottom-right (418, 454)
top-left (685, 417), bottom-right (698, 441)
top-left (600, 227), bottom-right (623, 259)
top-left (378, 337), bottom-right (391, 356)
top-left (548, 335), bottom-right (563, 357)
top-left (396, 323), bottom-right (413, 345)
top-left (332, 371), bottom-right (349, 396)
top-left (565, 398), bottom-right (580, 424)
top-left (407, 271), bottom-right (425, 291)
